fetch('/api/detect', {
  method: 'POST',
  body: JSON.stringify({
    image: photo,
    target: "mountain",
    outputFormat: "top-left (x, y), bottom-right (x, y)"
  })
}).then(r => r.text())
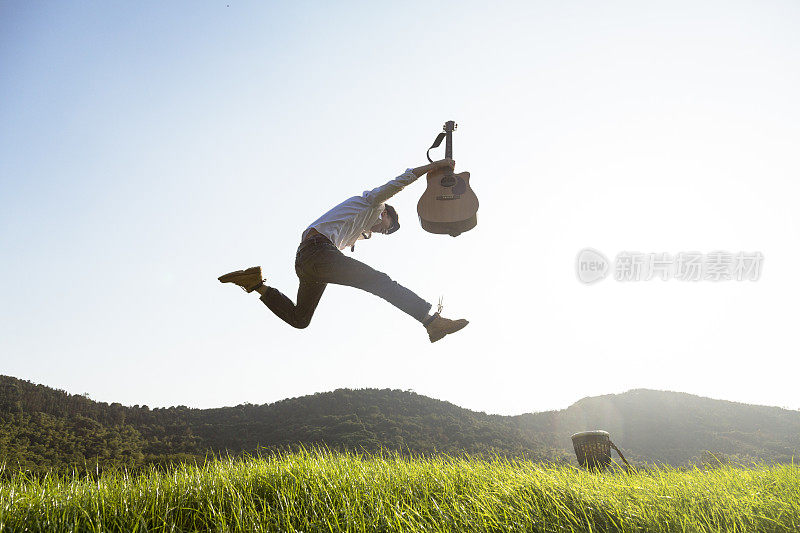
top-left (516, 389), bottom-right (800, 465)
top-left (2, 375), bottom-right (799, 473)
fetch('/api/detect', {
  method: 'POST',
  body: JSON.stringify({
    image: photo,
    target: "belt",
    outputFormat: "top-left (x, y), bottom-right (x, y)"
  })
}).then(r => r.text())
top-left (300, 230), bottom-right (332, 246)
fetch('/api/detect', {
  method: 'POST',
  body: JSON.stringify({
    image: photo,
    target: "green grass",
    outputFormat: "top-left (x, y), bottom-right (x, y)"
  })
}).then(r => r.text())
top-left (1, 451), bottom-right (799, 532)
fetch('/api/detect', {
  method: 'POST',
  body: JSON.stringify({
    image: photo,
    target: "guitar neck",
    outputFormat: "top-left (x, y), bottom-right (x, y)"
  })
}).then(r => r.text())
top-left (444, 120), bottom-right (455, 160)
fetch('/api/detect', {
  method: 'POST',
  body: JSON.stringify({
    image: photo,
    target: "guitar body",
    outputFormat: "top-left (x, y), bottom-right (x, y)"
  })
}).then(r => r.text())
top-left (417, 168), bottom-right (479, 237)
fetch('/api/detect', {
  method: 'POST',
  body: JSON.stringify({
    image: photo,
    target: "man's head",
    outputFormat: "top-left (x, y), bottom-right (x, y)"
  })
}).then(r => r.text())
top-left (383, 204), bottom-right (400, 234)
top-left (372, 204), bottom-right (400, 235)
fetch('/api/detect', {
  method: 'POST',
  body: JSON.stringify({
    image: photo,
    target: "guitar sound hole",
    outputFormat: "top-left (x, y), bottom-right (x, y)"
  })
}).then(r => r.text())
top-left (440, 176), bottom-right (456, 187)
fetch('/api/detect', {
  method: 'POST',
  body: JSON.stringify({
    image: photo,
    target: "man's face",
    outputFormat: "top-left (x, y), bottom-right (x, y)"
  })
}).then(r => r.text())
top-left (371, 209), bottom-right (393, 234)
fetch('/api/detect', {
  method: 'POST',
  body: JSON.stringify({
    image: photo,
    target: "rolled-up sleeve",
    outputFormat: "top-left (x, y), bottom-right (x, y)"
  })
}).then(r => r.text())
top-left (362, 169), bottom-right (419, 207)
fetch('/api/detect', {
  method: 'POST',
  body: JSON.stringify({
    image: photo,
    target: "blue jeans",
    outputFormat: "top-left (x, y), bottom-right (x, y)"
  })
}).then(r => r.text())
top-left (260, 235), bottom-right (432, 328)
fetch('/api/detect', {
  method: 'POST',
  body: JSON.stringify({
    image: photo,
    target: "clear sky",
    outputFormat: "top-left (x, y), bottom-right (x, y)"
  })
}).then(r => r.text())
top-left (1, 1), bottom-right (799, 415)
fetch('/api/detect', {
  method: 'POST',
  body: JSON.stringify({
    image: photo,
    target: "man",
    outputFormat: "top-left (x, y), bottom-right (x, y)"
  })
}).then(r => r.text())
top-left (218, 159), bottom-right (468, 343)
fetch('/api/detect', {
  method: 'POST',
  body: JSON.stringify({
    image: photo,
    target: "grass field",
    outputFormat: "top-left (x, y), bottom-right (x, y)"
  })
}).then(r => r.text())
top-left (1, 451), bottom-right (799, 532)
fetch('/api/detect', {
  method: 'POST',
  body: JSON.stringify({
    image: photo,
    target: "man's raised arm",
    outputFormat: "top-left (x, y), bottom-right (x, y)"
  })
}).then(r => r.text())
top-left (364, 159), bottom-right (455, 207)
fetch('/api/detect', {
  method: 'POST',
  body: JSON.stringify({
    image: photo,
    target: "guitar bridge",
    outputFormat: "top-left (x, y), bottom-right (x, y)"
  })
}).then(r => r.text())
top-left (436, 194), bottom-right (461, 200)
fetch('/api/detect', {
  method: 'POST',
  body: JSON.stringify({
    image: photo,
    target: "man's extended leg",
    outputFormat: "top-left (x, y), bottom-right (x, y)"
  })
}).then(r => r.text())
top-left (255, 280), bottom-right (326, 329)
top-left (306, 246), bottom-right (469, 342)
top-left (303, 248), bottom-right (468, 341)
top-left (299, 244), bottom-right (432, 321)
top-left (293, 242), bottom-right (468, 341)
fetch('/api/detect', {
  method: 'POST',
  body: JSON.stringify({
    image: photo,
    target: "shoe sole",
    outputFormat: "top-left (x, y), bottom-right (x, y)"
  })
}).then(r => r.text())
top-left (429, 319), bottom-right (469, 343)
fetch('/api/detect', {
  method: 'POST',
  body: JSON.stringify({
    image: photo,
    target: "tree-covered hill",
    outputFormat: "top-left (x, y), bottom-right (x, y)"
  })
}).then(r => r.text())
top-left (0, 376), bottom-right (557, 472)
top-left (2, 375), bottom-right (799, 473)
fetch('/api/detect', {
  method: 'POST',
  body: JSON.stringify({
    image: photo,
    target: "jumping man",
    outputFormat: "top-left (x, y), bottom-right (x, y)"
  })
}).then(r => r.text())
top-left (218, 159), bottom-right (468, 343)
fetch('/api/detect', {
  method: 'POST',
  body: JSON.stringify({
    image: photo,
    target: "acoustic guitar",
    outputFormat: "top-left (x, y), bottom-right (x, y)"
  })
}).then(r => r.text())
top-left (417, 120), bottom-right (479, 237)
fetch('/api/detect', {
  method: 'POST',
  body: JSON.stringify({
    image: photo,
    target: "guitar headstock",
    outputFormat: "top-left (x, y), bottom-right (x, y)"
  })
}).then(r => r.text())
top-left (427, 120), bottom-right (458, 163)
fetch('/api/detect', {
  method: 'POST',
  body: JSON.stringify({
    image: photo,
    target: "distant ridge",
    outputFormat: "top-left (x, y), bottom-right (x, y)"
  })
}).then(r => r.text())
top-left (2, 375), bottom-right (799, 472)
top-left (516, 388), bottom-right (800, 464)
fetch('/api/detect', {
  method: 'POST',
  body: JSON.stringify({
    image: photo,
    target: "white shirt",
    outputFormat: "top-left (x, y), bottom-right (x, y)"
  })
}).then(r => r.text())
top-left (303, 169), bottom-right (418, 250)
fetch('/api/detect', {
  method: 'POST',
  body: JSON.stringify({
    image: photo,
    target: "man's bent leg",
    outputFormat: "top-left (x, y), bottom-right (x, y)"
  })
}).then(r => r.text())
top-left (259, 280), bottom-right (326, 329)
top-left (306, 247), bottom-right (432, 321)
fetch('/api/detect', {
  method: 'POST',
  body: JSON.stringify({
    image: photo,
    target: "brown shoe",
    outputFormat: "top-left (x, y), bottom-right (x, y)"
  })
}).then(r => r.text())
top-left (218, 266), bottom-right (264, 293)
top-left (425, 313), bottom-right (469, 343)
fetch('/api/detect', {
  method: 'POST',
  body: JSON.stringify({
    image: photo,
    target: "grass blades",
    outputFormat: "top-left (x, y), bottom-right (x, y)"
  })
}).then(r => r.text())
top-left (1, 451), bottom-right (798, 532)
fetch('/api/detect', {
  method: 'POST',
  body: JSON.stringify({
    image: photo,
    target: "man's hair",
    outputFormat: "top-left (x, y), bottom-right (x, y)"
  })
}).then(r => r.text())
top-left (384, 204), bottom-right (400, 234)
